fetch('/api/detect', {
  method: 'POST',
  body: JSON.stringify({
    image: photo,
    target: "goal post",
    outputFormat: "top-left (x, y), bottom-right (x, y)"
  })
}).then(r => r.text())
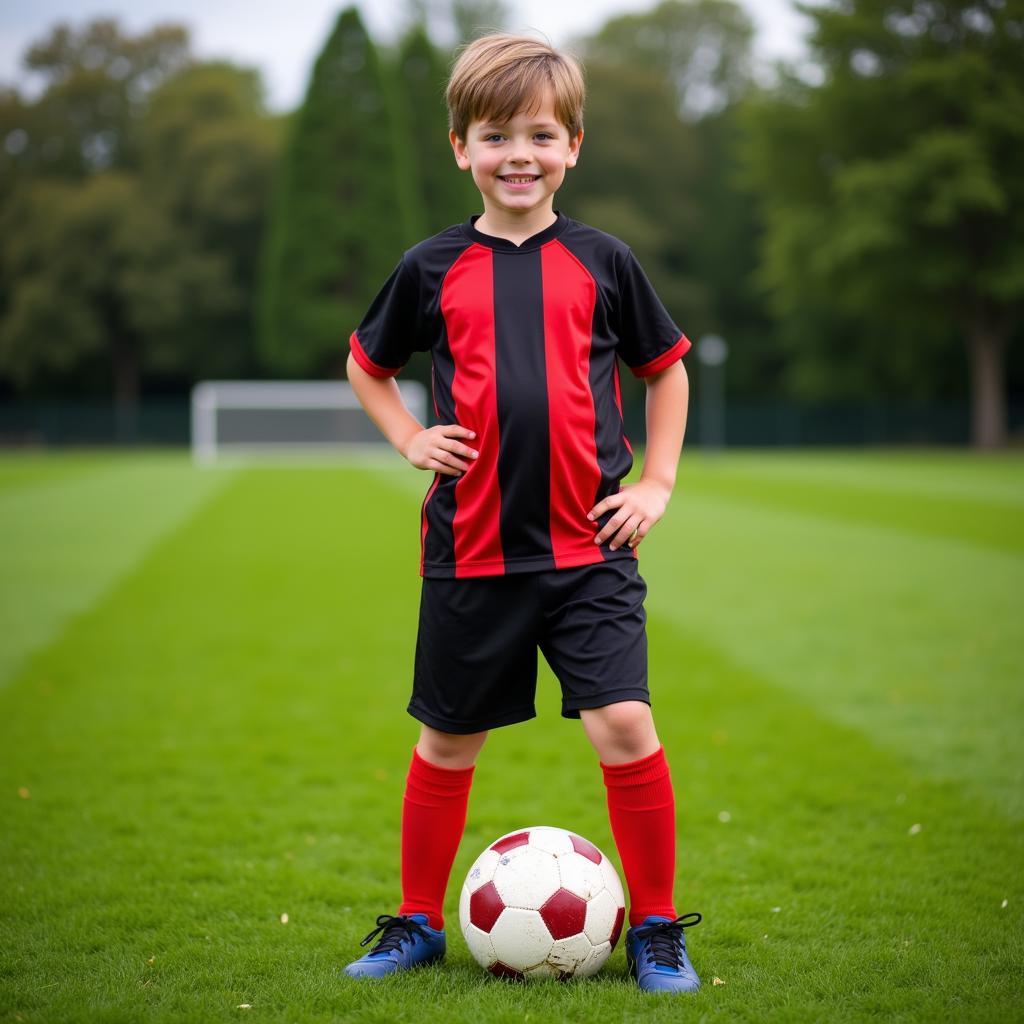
top-left (190, 380), bottom-right (428, 464)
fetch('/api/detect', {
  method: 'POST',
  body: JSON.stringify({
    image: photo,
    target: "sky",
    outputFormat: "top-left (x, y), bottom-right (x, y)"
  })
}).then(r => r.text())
top-left (0, 0), bottom-right (813, 113)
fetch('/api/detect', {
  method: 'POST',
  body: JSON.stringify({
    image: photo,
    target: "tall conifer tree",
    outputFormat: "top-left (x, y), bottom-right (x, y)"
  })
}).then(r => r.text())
top-left (394, 24), bottom-right (478, 237)
top-left (259, 8), bottom-right (406, 377)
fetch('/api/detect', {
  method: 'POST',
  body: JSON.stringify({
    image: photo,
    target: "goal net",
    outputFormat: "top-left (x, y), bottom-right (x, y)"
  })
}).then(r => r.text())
top-left (191, 380), bottom-right (428, 464)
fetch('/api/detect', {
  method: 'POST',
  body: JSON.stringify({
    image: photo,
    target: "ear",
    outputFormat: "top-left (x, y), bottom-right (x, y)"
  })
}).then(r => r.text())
top-left (450, 129), bottom-right (471, 170)
top-left (566, 128), bottom-right (584, 168)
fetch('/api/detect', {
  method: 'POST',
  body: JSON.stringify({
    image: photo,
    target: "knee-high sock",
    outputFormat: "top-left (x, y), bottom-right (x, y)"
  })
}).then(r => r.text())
top-left (601, 745), bottom-right (678, 927)
top-left (397, 747), bottom-right (474, 931)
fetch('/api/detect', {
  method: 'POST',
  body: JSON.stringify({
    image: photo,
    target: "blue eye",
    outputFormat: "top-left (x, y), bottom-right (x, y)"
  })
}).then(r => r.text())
top-left (484, 134), bottom-right (504, 142)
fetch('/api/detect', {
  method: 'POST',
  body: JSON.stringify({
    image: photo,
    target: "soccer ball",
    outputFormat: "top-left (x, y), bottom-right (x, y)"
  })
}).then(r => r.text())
top-left (459, 826), bottom-right (626, 980)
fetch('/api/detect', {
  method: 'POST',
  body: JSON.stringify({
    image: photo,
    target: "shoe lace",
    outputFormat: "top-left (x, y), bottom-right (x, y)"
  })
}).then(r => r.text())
top-left (359, 914), bottom-right (430, 955)
top-left (634, 912), bottom-right (703, 969)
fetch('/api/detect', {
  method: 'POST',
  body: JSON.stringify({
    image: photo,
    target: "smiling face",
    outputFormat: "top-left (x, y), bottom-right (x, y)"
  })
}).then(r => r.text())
top-left (450, 87), bottom-right (583, 223)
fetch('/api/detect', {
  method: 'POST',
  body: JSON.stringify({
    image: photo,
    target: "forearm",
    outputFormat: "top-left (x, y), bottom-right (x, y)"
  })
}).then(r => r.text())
top-left (639, 360), bottom-right (689, 493)
top-left (346, 352), bottom-right (424, 457)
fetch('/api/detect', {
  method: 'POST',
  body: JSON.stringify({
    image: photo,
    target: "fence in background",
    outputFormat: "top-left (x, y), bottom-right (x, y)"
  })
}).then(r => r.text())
top-left (0, 398), bottom-right (1021, 448)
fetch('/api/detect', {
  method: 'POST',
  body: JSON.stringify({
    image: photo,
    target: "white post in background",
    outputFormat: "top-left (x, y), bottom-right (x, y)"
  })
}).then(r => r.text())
top-left (192, 382), bottom-right (217, 465)
top-left (696, 334), bottom-right (728, 451)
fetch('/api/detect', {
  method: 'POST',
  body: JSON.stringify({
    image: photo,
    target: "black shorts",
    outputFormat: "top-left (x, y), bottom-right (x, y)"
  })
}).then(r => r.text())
top-left (408, 560), bottom-right (650, 734)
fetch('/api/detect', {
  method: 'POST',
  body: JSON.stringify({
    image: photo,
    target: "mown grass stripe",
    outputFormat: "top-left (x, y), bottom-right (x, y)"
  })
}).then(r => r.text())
top-left (643, 483), bottom-right (1023, 821)
top-left (0, 454), bottom-right (235, 688)
top-left (697, 451), bottom-right (1024, 505)
top-left (683, 454), bottom-right (1024, 555)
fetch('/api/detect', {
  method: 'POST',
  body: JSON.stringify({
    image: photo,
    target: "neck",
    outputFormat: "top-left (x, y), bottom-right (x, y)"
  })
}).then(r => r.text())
top-left (474, 203), bottom-right (557, 243)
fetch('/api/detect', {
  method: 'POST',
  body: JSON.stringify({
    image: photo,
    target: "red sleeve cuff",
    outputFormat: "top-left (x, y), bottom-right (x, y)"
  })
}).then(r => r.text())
top-left (630, 334), bottom-right (691, 378)
top-left (349, 331), bottom-right (401, 379)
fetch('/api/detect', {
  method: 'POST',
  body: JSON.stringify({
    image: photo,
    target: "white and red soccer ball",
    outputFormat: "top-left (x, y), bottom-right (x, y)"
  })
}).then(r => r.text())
top-left (459, 826), bottom-right (626, 980)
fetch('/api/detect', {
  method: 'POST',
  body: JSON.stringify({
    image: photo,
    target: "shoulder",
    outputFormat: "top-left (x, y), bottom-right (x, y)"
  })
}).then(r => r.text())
top-left (556, 214), bottom-right (632, 270)
top-left (401, 223), bottom-right (472, 278)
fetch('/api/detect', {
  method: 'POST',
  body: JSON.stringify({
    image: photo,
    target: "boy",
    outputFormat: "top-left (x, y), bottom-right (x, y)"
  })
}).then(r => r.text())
top-left (342, 33), bottom-right (702, 994)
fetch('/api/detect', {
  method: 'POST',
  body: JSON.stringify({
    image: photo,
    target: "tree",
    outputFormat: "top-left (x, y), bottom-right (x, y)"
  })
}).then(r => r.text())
top-left (140, 63), bottom-right (282, 377)
top-left (573, 2), bottom-right (772, 402)
top-left (582, 0), bottom-right (755, 120)
top-left (259, 7), bottom-right (410, 378)
top-left (0, 175), bottom-right (231, 434)
top-left (0, 19), bottom-right (282, 419)
top-left (561, 60), bottom-right (705, 323)
top-left (7, 18), bottom-right (190, 179)
top-left (451, 0), bottom-right (510, 42)
top-left (392, 24), bottom-right (479, 238)
top-left (741, 0), bottom-right (1024, 447)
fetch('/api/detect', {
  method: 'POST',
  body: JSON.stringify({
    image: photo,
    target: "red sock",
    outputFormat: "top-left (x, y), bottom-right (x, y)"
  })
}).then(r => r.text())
top-left (397, 747), bottom-right (474, 931)
top-left (601, 745), bottom-right (678, 927)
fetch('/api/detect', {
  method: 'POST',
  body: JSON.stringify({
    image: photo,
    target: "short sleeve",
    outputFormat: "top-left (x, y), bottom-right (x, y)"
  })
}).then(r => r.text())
top-left (349, 258), bottom-right (423, 378)
top-left (614, 248), bottom-right (691, 377)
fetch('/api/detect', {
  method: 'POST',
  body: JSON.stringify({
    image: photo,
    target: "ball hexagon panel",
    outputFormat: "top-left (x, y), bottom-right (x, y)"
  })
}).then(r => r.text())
top-left (464, 848), bottom-right (501, 893)
top-left (547, 932), bottom-right (596, 975)
top-left (462, 920), bottom-right (496, 966)
top-left (577, 940), bottom-right (612, 977)
top-left (598, 855), bottom-right (625, 905)
top-left (469, 880), bottom-right (505, 932)
top-left (556, 849), bottom-right (604, 900)
top-left (539, 888), bottom-right (587, 939)
top-left (526, 826), bottom-right (573, 857)
top-left (459, 885), bottom-right (471, 935)
top-left (489, 906), bottom-right (556, 970)
top-left (492, 845), bottom-right (560, 910)
top-left (583, 887), bottom-right (619, 944)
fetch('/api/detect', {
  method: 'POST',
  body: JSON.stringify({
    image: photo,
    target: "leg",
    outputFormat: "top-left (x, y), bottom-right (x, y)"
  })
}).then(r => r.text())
top-left (397, 725), bottom-right (487, 930)
top-left (416, 723), bottom-right (488, 768)
top-left (344, 726), bottom-right (484, 979)
top-left (586, 704), bottom-right (701, 993)
top-left (579, 699), bottom-right (660, 764)
top-left (582, 700), bottom-right (678, 926)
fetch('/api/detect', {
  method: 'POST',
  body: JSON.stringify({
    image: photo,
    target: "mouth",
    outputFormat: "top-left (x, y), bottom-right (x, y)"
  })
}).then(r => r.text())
top-left (499, 174), bottom-right (540, 187)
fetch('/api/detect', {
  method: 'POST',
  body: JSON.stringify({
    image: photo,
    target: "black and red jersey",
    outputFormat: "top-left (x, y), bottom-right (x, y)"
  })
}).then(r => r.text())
top-left (349, 210), bottom-right (690, 579)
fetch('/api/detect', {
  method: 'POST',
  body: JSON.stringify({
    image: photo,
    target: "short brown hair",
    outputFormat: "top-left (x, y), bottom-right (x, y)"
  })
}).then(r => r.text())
top-left (446, 33), bottom-right (585, 141)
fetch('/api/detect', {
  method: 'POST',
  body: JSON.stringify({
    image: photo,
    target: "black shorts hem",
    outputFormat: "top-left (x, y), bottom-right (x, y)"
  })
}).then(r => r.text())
top-left (561, 688), bottom-right (651, 720)
top-left (407, 701), bottom-right (538, 735)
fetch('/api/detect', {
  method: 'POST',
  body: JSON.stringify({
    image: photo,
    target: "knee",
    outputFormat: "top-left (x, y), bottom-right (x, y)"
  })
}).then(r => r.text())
top-left (582, 701), bottom-right (658, 762)
top-left (599, 701), bottom-right (652, 740)
top-left (417, 726), bottom-right (488, 768)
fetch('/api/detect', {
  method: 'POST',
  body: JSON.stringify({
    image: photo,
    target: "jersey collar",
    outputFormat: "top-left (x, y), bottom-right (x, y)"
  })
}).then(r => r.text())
top-left (461, 210), bottom-right (569, 252)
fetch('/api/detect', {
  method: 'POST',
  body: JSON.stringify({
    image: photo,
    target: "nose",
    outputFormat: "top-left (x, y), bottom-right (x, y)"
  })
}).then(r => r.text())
top-left (509, 137), bottom-right (533, 164)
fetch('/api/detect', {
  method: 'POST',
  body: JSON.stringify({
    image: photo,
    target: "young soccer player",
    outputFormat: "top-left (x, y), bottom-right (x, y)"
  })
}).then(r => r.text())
top-left (342, 33), bottom-right (702, 993)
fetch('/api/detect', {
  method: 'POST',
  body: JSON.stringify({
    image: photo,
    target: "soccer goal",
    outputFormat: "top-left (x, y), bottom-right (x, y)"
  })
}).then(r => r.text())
top-left (190, 380), bottom-right (428, 464)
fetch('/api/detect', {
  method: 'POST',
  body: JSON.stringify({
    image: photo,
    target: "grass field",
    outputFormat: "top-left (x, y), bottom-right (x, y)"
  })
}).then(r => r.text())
top-left (1, 448), bottom-right (1021, 1023)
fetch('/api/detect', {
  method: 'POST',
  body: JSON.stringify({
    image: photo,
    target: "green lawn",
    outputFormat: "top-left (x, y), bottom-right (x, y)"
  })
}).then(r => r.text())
top-left (1, 449), bottom-right (1021, 1022)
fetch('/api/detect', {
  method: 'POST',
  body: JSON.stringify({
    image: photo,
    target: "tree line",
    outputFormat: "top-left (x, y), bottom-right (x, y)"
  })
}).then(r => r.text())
top-left (1, 1), bottom-right (1020, 446)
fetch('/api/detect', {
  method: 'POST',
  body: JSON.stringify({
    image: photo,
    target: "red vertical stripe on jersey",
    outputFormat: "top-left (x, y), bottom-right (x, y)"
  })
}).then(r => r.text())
top-left (612, 360), bottom-right (633, 455)
top-left (441, 244), bottom-right (504, 576)
top-left (543, 241), bottom-right (605, 569)
top-left (419, 474), bottom-right (440, 576)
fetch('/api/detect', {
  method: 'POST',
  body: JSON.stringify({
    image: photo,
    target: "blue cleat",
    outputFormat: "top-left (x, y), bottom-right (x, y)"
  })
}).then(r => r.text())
top-left (625, 912), bottom-right (702, 993)
top-left (342, 913), bottom-right (446, 979)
